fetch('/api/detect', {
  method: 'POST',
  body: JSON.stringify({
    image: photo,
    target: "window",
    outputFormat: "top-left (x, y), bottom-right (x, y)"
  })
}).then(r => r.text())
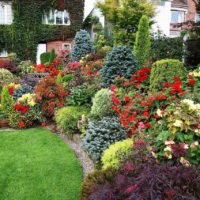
top-left (0, 50), bottom-right (8, 57)
top-left (171, 10), bottom-right (185, 23)
top-left (196, 13), bottom-right (200, 23)
top-left (0, 2), bottom-right (13, 24)
top-left (62, 43), bottom-right (71, 50)
top-left (43, 10), bottom-right (70, 25)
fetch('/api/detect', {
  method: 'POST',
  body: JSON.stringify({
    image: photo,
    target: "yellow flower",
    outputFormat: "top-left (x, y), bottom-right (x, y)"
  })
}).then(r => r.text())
top-left (164, 146), bottom-right (172, 152)
top-left (163, 152), bottom-right (172, 159)
top-left (173, 120), bottom-right (183, 127)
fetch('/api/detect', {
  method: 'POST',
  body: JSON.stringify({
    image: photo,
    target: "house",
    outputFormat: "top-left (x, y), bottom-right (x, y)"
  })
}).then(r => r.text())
top-left (84, 0), bottom-right (200, 38)
top-left (0, 0), bottom-right (84, 63)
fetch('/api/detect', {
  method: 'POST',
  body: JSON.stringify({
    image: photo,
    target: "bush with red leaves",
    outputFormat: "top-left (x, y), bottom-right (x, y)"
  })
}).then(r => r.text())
top-left (34, 75), bottom-right (67, 118)
top-left (86, 145), bottom-right (200, 200)
top-left (0, 59), bottom-right (19, 74)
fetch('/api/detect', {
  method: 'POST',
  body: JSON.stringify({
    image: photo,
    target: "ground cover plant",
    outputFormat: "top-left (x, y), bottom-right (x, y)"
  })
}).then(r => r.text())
top-left (0, 128), bottom-right (83, 200)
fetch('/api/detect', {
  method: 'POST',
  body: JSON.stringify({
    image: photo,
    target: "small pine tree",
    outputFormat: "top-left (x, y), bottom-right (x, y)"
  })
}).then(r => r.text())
top-left (134, 15), bottom-right (151, 67)
top-left (100, 46), bottom-right (137, 87)
top-left (70, 30), bottom-right (93, 62)
top-left (1, 86), bottom-right (14, 118)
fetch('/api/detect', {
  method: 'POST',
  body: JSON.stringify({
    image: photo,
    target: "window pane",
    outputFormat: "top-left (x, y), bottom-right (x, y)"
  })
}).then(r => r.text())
top-left (47, 10), bottom-right (54, 24)
top-left (196, 14), bottom-right (200, 22)
top-left (55, 10), bottom-right (63, 24)
top-left (171, 10), bottom-right (184, 23)
top-left (6, 5), bottom-right (13, 24)
top-left (0, 5), bottom-right (5, 24)
top-left (64, 10), bottom-right (70, 25)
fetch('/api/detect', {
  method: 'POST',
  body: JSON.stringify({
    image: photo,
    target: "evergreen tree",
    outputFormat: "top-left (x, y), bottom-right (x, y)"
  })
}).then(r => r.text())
top-left (70, 30), bottom-right (93, 62)
top-left (134, 15), bottom-right (151, 67)
top-left (100, 46), bottom-right (137, 87)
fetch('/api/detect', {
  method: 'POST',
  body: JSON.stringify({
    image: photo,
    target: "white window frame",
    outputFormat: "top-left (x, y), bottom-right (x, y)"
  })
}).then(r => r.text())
top-left (43, 10), bottom-right (71, 26)
top-left (0, 2), bottom-right (13, 25)
top-left (171, 8), bottom-right (187, 23)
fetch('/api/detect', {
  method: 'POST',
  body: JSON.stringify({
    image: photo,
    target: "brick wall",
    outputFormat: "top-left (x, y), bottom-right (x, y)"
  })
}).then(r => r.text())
top-left (47, 40), bottom-right (74, 54)
top-left (187, 0), bottom-right (197, 21)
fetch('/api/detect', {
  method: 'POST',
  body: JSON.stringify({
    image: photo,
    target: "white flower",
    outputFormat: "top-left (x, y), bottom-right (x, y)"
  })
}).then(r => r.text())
top-left (183, 144), bottom-right (189, 149)
top-left (165, 140), bottom-right (175, 145)
top-left (190, 141), bottom-right (199, 148)
top-left (180, 157), bottom-right (191, 167)
top-left (156, 109), bottom-right (163, 117)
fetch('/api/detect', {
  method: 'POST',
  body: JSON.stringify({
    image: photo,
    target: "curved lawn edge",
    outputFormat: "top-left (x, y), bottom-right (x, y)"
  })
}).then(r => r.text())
top-left (0, 128), bottom-right (83, 200)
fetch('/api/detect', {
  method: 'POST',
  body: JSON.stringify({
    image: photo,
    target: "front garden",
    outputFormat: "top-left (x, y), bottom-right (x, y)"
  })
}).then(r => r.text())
top-left (0, 14), bottom-right (200, 200)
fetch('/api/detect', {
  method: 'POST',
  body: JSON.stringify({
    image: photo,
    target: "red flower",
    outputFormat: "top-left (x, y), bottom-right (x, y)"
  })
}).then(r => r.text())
top-left (125, 184), bottom-right (139, 193)
top-left (164, 82), bottom-right (171, 88)
top-left (142, 111), bottom-right (150, 117)
top-left (18, 121), bottom-right (25, 128)
top-left (123, 82), bottom-right (129, 87)
top-left (164, 188), bottom-right (176, 199)
top-left (188, 79), bottom-right (195, 86)
top-left (145, 122), bottom-right (151, 128)
top-left (124, 96), bottom-right (130, 102)
top-left (8, 86), bottom-right (14, 95)
top-left (111, 85), bottom-right (117, 91)
top-left (41, 122), bottom-right (47, 127)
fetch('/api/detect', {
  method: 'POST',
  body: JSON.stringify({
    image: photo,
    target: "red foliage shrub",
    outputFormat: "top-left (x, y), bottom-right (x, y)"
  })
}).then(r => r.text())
top-left (0, 59), bottom-right (19, 74)
top-left (34, 75), bottom-right (67, 118)
top-left (87, 145), bottom-right (200, 200)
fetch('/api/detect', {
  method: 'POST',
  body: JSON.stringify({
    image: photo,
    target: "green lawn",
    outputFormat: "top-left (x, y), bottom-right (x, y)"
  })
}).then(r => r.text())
top-left (0, 128), bottom-right (83, 200)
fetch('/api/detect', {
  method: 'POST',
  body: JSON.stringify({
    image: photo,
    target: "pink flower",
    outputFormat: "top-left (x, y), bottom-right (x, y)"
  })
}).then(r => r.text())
top-left (138, 122), bottom-right (145, 129)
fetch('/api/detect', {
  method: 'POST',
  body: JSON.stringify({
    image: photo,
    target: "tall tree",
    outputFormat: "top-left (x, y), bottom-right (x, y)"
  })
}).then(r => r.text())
top-left (97, 0), bottom-right (154, 46)
top-left (134, 15), bottom-right (151, 67)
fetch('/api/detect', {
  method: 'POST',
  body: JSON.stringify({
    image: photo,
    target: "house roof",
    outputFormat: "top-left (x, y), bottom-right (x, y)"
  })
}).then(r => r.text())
top-left (171, 0), bottom-right (188, 8)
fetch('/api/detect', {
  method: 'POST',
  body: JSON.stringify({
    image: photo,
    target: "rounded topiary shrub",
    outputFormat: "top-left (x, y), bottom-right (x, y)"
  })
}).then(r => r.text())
top-left (101, 139), bottom-right (133, 169)
top-left (70, 30), bottom-right (93, 62)
top-left (91, 88), bottom-right (114, 118)
top-left (150, 59), bottom-right (187, 91)
top-left (55, 106), bottom-right (90, 134)
top-left (0, 69), bottom-right (14, 91)
top-left (100, 46), bottom-right (138, 87)
top-left (81, 117), bottom-right (127, 161)
top-left (80, 167), bottom-right (117, 200)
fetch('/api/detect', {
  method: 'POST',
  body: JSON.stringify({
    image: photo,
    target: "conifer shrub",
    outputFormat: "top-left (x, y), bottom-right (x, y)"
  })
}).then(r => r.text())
top-left (100, 46), bottom-right (137, 87)
top-left (91, 88), bottom-right (114, 118)
top-left (150, 59), bottom-right (187, 91)
top-left (70, 30), bottom-right (93, 62)
top-left (101, 139), bottom-right (133, 169)
top-left (0, 69), bottom-right (14, 91)
top-left (81, 117), bottom-right (126, 161)
top-left (1, 86), bottom-right (14, 118)
top-left (134, 15), bottom-right (151, 67)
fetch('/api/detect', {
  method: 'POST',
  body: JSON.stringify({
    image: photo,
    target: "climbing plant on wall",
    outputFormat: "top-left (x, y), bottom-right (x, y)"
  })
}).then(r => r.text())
top-left (0, 0), bottom-right (84, 62)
